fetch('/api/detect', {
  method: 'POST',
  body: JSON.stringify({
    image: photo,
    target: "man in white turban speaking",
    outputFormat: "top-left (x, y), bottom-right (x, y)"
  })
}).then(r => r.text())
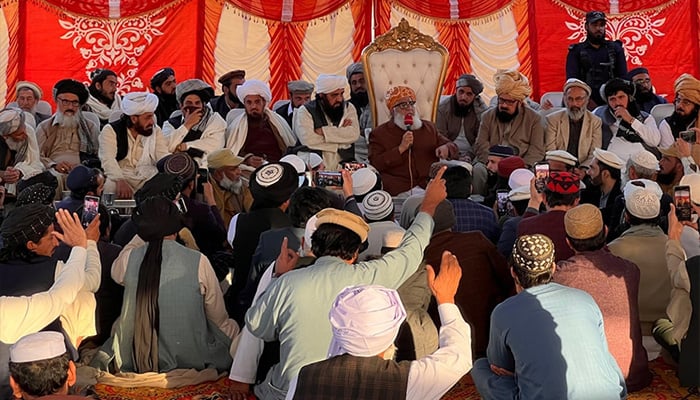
top-left (225, 80), bottom-right (297, 168)
top-left (285, 251), bottom-right (471, 400)
top-left (99, 92), bottom-right (169, 198)
top-left (473, 70), bottom-right (546, 166)
top-left (293, 74), bottom-right (360, 170)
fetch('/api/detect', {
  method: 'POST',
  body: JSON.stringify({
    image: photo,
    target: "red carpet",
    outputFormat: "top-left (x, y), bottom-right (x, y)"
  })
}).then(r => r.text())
top-left (92, 376), bottom-right (234, 400)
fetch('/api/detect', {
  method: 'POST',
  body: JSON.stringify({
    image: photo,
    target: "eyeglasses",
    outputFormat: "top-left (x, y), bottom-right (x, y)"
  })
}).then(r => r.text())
top-left (394, 101), bottom-right (416, 110)
top-left (633, 78), bottom-right (651, 85)
top-left (675, 98), bottom-right (697, 107)
top-left (56, 97), bottom-right (80, 107)
top-left (497, 97), bottom-right (518, 106)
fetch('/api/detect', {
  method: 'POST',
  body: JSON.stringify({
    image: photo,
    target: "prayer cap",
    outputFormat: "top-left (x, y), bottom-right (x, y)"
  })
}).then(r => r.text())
top-left (508, 168), bottom-right (534, 190)
top-left (328, 285), bottom-right (406, 357)
top-left (629, 149), bottom-right (659, 171)
top-left (1, 204), bottom-right (55, 248)
top-left (10, 332), bottom-right (66, 363)
top-left (659, 145), bottom-right (682, 160)
top-left (66, 165), bottom-right (98, 192)
top-left (287, 80), bottom-right (314, 94)
top-left (546, 150), bottom-right (578, 167)
top-left (303, 214), bottom-right (318, 254)
top-left (623, 179), bottom-right (662, 202)
top-left (431, 199), bottom-right (456, 232)
top-left (362, 190), bottom-right (394, 221)
top-left (316, 74), bottom-right (347, 94)
top-left (674, 73), bottom-right (700, 105)
top-left (627, 67), bottom-right (649, 80)
top-left (680, 174), bottom-right (700, 205)
top-left (16, 81), bottom-right (43, 99)
top-left (494, 69), bottom-right (531, 101)
top-left (625, 188), bottom-right (660, 219)
top-left (175, 79), bottom-right (215, 105)
top-left (236, 80), bottom-right (272, 104)
top-left (53, 79), bottom-right (89, 105)
top-left (315, 208), bottom-right (370, 243)
top-left (593, 148), bottom-right (623, 170)
top-left (488, 145), bottom-right (514, 158)
top-left (280, 154), bottom-right (307, 187)
top-left (565, 204), bottom-right (604, 240)
top-left (512, 234), bottom-right (555, 273)
top-left (563, 78), bottom-right (591, 97)
top-left (134, 173), bottom-right (183, 204)
top-left (150, 67), bottom-right (175, 90)
top-left (249, 162), bottom-right (298, 205)
top-left (545, 171), bottom-right (580, 194)
top-left (385, 86), bottom-right (416, 110)
top-left (508, 185), bottom-right (531, 201)
top-left (456, 74), bottom-right (483, 95)
top-left (133, 196), bottom-right (184, 242)
top-left (121, 92), bottom-right (159, 116)
top-left (586, 10), bottom-right (606, 23)
top-left (298, 152), bottom-right (323, 169)
top-left (0, 108), bottom-right (25, 136)
top-left (16, 183), bottom-right (55, 206)
top-left (346, 62), bottom-right (364, 81)
top-left (218, 70), bottom-right (246, 86)
top-left (207, 149), bottom-right (244, 169)
top-left (382, 229), bottom-right (404, 250)
top-left (497, 156), bottom-right (525, 179)
top-left (163, 152), bottom-right (196, 181)
top-left (352, 168), bottom-right (379, 197)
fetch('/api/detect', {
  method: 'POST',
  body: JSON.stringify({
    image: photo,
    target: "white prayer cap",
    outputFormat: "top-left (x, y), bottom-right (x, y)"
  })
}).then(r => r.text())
top-left (315, 74), bottom-right (347, 94)
top-left (10, 332), bottom-right (66, 363)
top-left (442, 159), bottom-right (473, 174)
top-left (508, 168), bottom-right (534, 190)
top-left (302, 214), bottom-right (318, 255)
top-left (280, 154), bottom-right (307, 187)
top-left (296, 151), bottom-right (323, 170)
top-left (545, 150), bottom-right (578, 167)
top-left (121, 92), bottom-right (159, 116)
top-left (0, 108), bottom-right (25, 136)
top-left (625, 188), bottom-right (660, 219)
top-left (352, 168), bottom-right (378, 197)
top-left (236, 80), bottom-right (272, 104)
top-left (593, 148), bottom-right (623, 170)
top-left (629, 149), bottom-right (659, 171)
top-left (508, 185), bottom-right (531, 201)
top-left (681, 174), bottom-right (700, 205)
top-left (623, 178), bottom-right (662, 201)
top-left (328, 285), bottom-right (406, 357)
top-left (362, 190), bottom-right (394, 221)
top-left (382, 229), bottom-right (404, 249)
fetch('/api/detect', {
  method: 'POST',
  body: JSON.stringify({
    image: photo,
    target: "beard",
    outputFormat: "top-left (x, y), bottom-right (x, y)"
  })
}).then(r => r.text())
top-left (319, 95), bottom-right (345, 125)
top-left (567, 106), bottom-right (585, 121)
top-left (393, 110), bottom-right (423, 131)
top-left (220, 175), bottom-right (242, 194)
top-left (452, 95), bottom-right (472, 117)
top-left (134, 122), bottom-right (154, 137)
top-left (656, 170), bottom-right (678, 185)
top-left (635, 89), bottom-right (655, 103)
top-left (227, 92), bottom-right (241, 105)
top-left (56, 110), bottom-right (79, 129)
top-left (496, 108), bottom-right (518, 123)
top-left (350, 90), bottom-right (369, 109)
top-left (669, 110), bottom-right (698, 130)
top-left (587, 31), bottom-right (605, 45)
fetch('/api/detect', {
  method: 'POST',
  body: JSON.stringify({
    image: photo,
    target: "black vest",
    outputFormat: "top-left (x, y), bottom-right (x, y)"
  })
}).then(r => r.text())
top-left (294, 354), bottom-right (411, 400)
top-left (108, 115), bottom-right (131, 162)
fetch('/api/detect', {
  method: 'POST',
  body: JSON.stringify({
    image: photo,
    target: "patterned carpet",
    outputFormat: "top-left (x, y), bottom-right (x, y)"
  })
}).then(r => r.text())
top-left (92, 376), bottom-right (235, 400)
top-left (441, 358), bottom-right (696, 400)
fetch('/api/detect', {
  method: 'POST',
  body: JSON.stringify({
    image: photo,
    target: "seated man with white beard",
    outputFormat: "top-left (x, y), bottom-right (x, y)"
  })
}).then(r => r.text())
top-left (545, 79), bottom-right (602, 166)
top-left (36, 79), bottom-right (100, 192)
top-left (368, 85), bottom-right (457, 196)
top-left (207, 149), bottom-right (253, 228)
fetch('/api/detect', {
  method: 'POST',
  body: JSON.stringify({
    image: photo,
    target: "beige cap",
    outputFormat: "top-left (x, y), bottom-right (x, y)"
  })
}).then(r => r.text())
top-left (315, 208), bottom-right (370, 242)
top-left (680, 173), bottom-right (700, 205)
top-left (546, 150), bottom-right (578, 167)
top-left (593, 148), bottom-right (623, 170)
top-left (625, 188), bottom-right (661, 219)
top-left (659, 146), bottom-right (681, 160)
top-left (563, 78), bottom-right (591, 97)
top-left (564, 204), bottom-right (604, 239)
top-left (629, 149), bottom-right (659, 171)
top-left (207, 149), bottom-right (244, 169)
top-left (508, 185), bottom-right (531, 201)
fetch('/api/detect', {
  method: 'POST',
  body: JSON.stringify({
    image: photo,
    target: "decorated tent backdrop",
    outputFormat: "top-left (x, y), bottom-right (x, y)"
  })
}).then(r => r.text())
top-left (1, 0), bottom-right (699, 108)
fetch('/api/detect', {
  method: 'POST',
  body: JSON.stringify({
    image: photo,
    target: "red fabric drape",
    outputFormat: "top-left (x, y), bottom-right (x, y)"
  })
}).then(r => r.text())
top-left (515, 0), bottom-right (534, 96)
top-left (3, 2), bottom-right (19, 105)
top-left (23, 0), bottom-right (199, 107)
top-left (374, 0), bottom-right (392, 37)
top-left (267, 22), bottom-right (308, 103)
top-left (393, 0), bottom-right (513, 19)
top-left (350, 0), bottom-right (371, 62)
top-left (552, 0), bottom-right (676, 13)
top-left (38, 0), bottom-right (185, 18)
top-left (435, 21), bottom-right (471, 95)
top-left (201, 0), bottom-right (225, 86)
top-left (226, 0), bottom-right (349, 22)
top-left (534, 0), bottom-right (697, 100)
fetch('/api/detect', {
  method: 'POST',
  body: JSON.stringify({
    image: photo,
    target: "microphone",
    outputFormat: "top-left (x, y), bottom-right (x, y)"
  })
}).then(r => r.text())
top-left (404, 114), bottom-right (414, 131)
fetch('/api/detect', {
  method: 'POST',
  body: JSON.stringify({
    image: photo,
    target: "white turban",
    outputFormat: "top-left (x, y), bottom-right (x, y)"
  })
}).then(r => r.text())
top-left (0, 108), bottom-right (25, 136)
top-left (328, 285), bottom-right (406, 357)
top-left (236, 80), bottom-right (272, 104)
top-left (121, 92), bottom-right (159, 116)
top-left (315, 74), bottom-right (347, 94)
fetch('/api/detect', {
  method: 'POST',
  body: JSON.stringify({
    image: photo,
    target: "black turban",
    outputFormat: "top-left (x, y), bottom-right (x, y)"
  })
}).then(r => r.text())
top-left (134, 173), bottom-right (183, 204)
top-left (249, 162), bottom-right (299, 209)
top-left (1, 204), bottom-right (55, 248)
top-left (53, 79), bottom-right (89, 105)
top-left (133, 196), bottom-right (183, 242)
top-left (150, 67), bottom-right (175, 90)
top-left (16, 183), bottom-right (55, 206)
top-left (603, 78), bottom-right (635, 99)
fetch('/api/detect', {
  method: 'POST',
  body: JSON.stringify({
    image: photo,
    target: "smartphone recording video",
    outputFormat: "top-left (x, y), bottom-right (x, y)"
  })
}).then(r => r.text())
top-left (315, 171), bottom-right (343, 187)
top-left (496, 189), bottom-right (509, 217)
top-left (674, 185), bottom-right (692, 221)
top-left (81, 195), bottom-right (100, 228)
top-left (535, 162), bottom-right (549, 193)
top-left (196, 168), bottom-right (208, 194)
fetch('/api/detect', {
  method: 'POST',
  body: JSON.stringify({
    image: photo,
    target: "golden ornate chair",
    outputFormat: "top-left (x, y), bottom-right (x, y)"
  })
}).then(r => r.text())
top-left (361, 19), bottom-right (449, 128)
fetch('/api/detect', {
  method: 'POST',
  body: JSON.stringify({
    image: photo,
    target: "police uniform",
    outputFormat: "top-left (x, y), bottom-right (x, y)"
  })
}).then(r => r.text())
top-left (566, 39), bottom-right (627, 107)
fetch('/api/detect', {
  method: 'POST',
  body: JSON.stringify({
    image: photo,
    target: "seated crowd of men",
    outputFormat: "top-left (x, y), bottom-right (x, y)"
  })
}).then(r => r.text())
top-left (3, 10), bottom-right (700, 399)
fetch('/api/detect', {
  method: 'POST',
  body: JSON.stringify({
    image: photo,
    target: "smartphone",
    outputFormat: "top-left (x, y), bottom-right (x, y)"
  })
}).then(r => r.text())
top-left (534, 162), bottom-right (549, 193)
top-left (196, 168), bottom-right (208, 194)
top-left (680, 130), bottom-right (696, 143)
top-left (81, 195), bottom-right (100, 228)
top-left (496, 189), bottom-right (509, 217)
top-left (315, 171), bottom-right (343, 187)
top-left (675, 185), bottom-right (692, 221)
top-left (343, 162), bottom-right (367, 173)
top-left (176, 196), bottom-right (188, 214)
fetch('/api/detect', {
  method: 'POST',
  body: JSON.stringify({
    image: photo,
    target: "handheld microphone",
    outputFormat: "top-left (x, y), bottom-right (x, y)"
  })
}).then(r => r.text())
top-left (404, 114), bottom-right (414, 131)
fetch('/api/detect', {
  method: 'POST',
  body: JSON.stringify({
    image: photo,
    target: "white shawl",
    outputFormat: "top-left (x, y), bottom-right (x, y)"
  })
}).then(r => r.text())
top-left (225, 108), bottom-right (297, 156)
